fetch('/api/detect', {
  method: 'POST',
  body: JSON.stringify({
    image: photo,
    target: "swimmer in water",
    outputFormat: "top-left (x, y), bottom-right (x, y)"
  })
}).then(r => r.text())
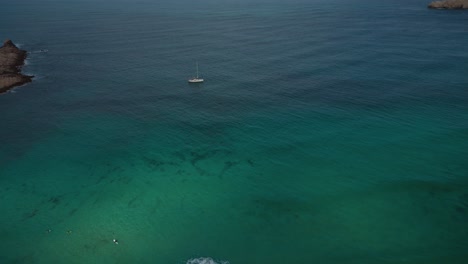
top-left (113, 239), bottom-right (119, 245)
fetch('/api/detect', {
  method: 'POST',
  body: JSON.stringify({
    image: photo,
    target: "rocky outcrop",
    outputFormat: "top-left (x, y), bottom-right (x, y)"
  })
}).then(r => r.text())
top-left (0, 39), bottom-right (33, 94)
top-left (428, 0), bottom-right (468, 9)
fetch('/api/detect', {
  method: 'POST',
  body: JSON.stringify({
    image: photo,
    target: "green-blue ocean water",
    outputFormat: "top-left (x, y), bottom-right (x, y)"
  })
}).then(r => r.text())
top-left (1, 0), bottom-right (468, 263)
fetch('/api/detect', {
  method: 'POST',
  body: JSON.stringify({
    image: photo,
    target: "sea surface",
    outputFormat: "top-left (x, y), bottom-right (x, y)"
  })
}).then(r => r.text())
top-left (1, 0), bottom-right (468, 263)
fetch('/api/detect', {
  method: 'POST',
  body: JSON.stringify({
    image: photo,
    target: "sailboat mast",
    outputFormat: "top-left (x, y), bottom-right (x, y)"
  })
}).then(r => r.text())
top-left (188, 61), bottom-right (203, 83)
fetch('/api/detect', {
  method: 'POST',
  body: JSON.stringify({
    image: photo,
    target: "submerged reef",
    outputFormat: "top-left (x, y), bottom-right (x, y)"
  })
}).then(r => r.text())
top-left (0, 39), bottom-right (33, 94)
top-left (428, 0), bottom-right (468, 9)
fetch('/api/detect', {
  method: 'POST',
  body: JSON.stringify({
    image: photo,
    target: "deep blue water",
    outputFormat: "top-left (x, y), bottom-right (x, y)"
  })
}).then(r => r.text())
top-left (1, 0), bottom-right (468, 263)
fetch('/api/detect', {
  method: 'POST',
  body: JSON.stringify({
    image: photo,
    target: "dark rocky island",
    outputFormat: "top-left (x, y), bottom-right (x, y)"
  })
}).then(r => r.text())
top-left (428, 0), bottom-right (468, 9)
top-left (0, 39), bottom-right (33, 94)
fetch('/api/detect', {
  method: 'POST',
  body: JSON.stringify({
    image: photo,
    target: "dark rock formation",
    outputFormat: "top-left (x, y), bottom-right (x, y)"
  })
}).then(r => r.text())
top-left (0, 39), bottom-right (33, 94)
top-left (428, 0), bottom-right (468, 9)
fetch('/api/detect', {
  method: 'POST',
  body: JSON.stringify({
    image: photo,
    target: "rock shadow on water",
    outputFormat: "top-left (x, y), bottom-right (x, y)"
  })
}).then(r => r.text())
top-left (141, 155), bottom-right (179, 172)
top-left (186, 148), bottom-right (257, 179)
top-left (453, 192), bottom-right (468, 217)
top-left (47, 194), bottom-right (65, 209)
top-left (68, 208), bottom-right (79, 217)
top-left (127, 193), bottom-right (144, 208)
top-left (82, 237), bottom-right (112, 254)
top-left (218, 161), bottom-right (239, 179)
top-left (12, 252), bottom-right (36, 264)
top-left (189, 148), bottom-right (232, 167)
top-left (22, 209), bottom-right (39, 221)
top-left (244, 195), bottom-right (312, 226)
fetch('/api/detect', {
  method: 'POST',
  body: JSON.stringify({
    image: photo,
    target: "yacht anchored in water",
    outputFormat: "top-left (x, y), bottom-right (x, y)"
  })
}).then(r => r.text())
top-left (188, 62), bottom-right (204, 83)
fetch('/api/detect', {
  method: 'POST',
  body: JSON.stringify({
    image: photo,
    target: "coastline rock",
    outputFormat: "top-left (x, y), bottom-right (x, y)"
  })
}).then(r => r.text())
top-left (0, 39), bottom-right (33, 94)
top-left (428, 0), bottom-right (468, 9)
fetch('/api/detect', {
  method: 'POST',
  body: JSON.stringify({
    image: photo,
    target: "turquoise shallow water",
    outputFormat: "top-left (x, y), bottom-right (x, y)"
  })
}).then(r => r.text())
top-left (1, 0), bottom-right (468, 263)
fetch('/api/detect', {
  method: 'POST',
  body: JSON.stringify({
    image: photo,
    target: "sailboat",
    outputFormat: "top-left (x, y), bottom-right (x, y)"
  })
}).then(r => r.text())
top-left (188, 62), bottom-right (204, 83)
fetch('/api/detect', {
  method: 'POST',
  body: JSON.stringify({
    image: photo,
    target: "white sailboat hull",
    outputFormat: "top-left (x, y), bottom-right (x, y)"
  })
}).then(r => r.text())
top-left (188, 78), bottom-right (204, 83)
top-left (188, 62), bottom-right (203, 83)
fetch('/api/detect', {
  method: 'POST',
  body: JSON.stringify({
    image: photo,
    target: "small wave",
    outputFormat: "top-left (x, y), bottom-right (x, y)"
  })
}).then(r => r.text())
top-left (22, 72), bottom-right (39, 79)
top-left (186, 257), bottom-right (229, 264)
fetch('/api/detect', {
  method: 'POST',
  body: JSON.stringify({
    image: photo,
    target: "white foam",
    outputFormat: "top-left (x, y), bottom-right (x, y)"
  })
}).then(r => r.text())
top-left (186, 257), bottom-right (229, 264)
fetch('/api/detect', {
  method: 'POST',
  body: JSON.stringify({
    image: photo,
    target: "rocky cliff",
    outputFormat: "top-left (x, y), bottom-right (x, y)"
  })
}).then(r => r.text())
top-left (428, 0), bottom-right (468, 9)
top-left (0, 39), bottom-right (33, 94)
